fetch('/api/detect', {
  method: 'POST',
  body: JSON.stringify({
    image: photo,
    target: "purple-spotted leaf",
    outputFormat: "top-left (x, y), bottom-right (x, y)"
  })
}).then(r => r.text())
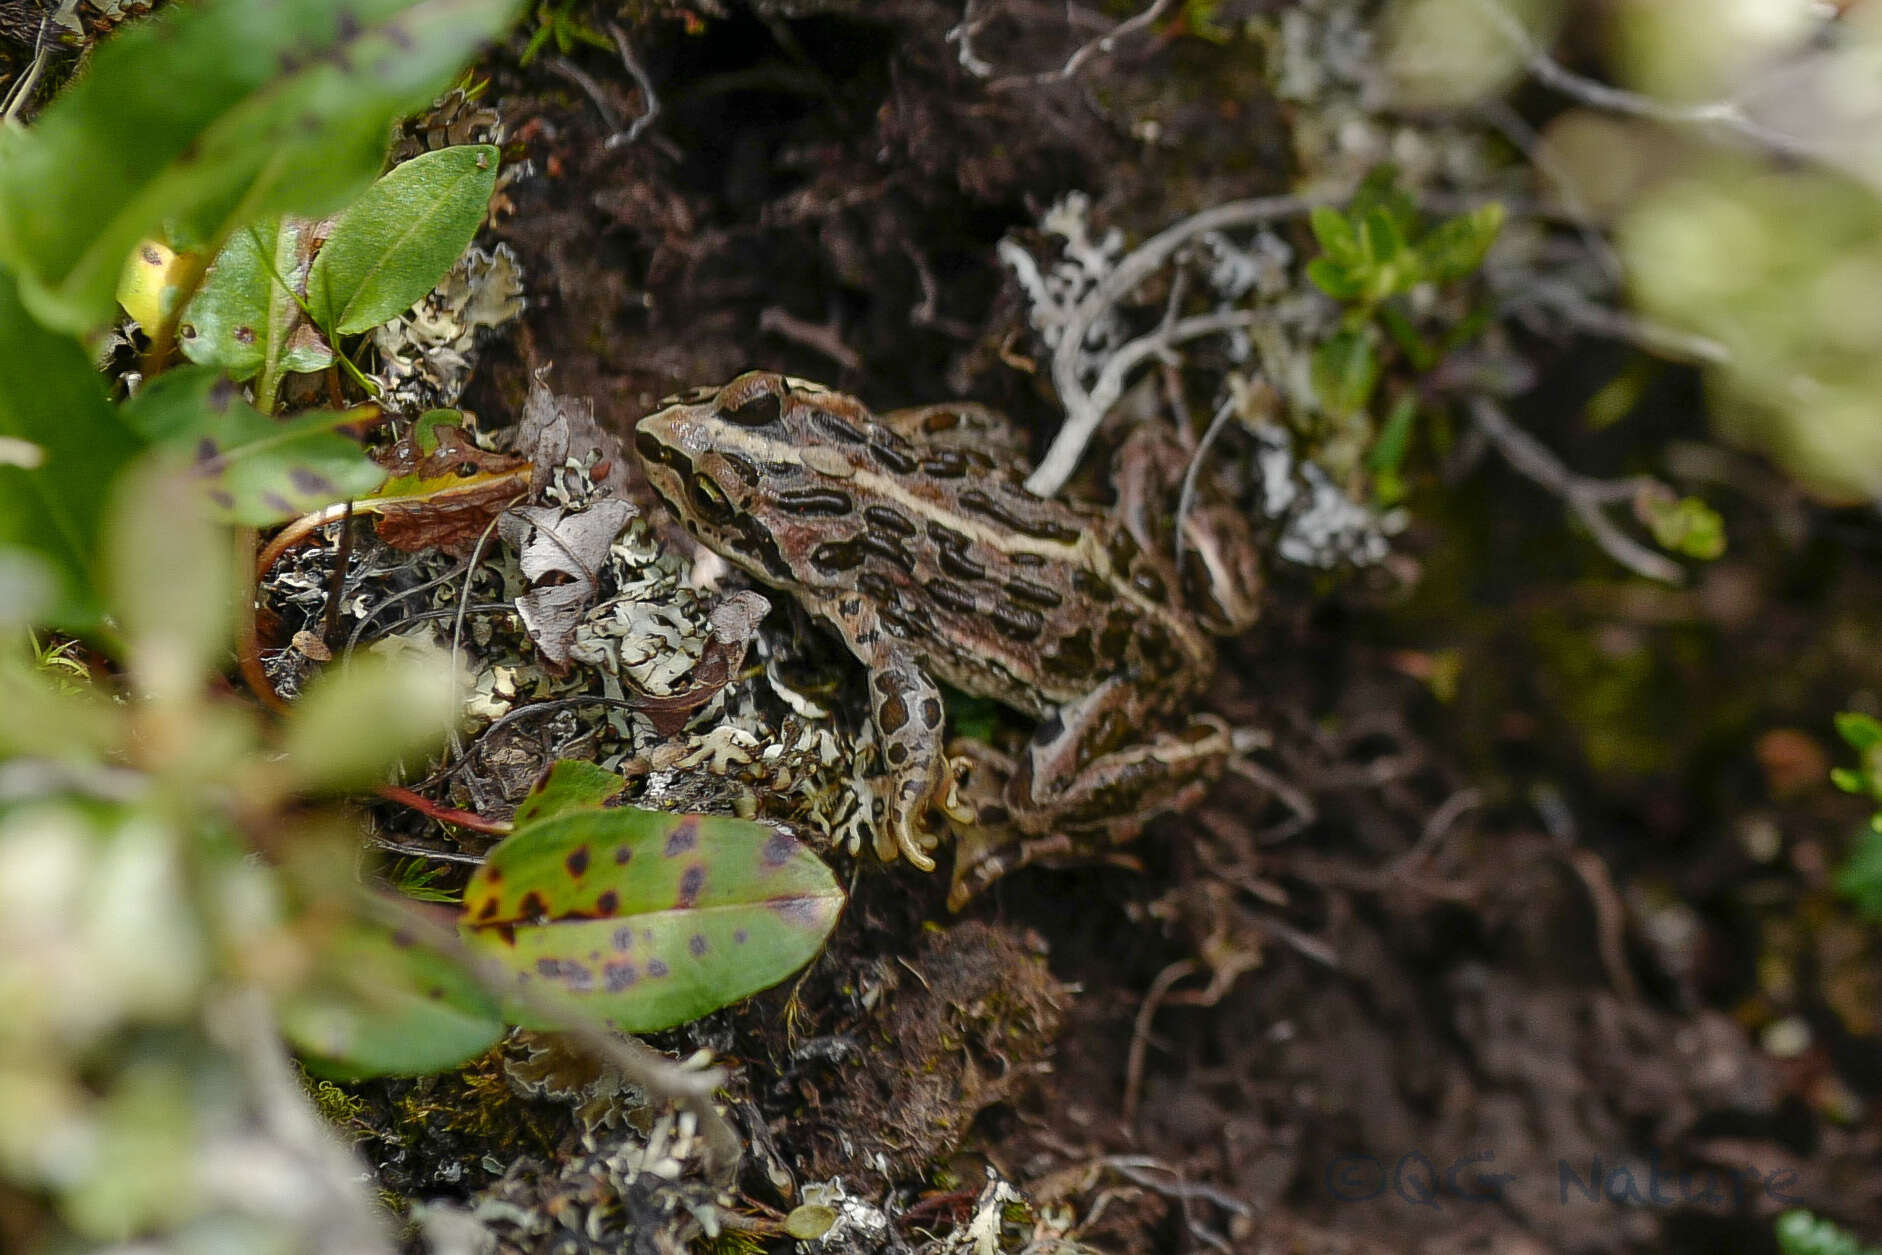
top-left (280, 918), bottom-right (504, 1080)
top-left (459, 808), bottom-right (843, 1032)
top-left (120, 365), bottom-right (382, 525)
top-left (513, 759), bottom-right (628, 826)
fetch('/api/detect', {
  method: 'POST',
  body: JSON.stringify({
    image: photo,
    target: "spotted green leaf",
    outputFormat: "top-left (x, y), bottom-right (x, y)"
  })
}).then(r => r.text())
top-left (307, 144), bottom-right (500, 336)
top-left (180, 217), bottom-right (334, 403)
top-left (0, 0), bottom-right (523, 335)
top-left (281, 917), bottom-right (505, 1080)
top-left (119, 366), bottom-right (382, 526)
top-left (513, 759), bottom-right (628, 826)
top-left (459, 808), bottom-right (843, 1033)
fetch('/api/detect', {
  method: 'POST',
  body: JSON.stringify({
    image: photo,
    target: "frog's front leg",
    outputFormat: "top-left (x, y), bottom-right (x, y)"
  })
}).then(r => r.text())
top-left (1012, 677), bottom-right (1237, 841)
top-left (825, 596), bottom-right (950, 871)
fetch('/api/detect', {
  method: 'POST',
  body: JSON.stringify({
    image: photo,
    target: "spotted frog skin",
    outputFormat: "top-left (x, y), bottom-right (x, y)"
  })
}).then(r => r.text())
top-left (634, 371), bottom-right (1260, 900)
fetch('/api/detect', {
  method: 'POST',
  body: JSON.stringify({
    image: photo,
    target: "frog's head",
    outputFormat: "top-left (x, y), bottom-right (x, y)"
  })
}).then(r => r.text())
top-left (635, 371), bottom-right (836, 585)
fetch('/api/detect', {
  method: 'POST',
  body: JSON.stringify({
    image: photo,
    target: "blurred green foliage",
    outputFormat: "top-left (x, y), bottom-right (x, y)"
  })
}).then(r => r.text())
top-left (1777, 1209), bottom-right (1882, 1255)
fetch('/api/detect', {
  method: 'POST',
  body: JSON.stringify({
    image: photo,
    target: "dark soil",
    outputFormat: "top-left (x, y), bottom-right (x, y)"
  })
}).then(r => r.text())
top-left (434, 3), bottom-right (1882, 1252)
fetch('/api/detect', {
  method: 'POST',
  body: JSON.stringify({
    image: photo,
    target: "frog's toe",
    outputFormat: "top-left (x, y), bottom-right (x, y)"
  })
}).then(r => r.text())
top-left (895, 821), bottom-right (939, 871)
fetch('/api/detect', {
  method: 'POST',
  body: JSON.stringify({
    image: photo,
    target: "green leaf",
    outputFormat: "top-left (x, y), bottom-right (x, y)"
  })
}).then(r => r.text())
top-left (1835, 712), bottom-right (1882, 753)
top-left (460, 808), bottom-right (844, 1032)
top-left (120, 366), bottom-right (382, 526)
top-left (1832, 766), bottom-right (1866, 794)
top-left (106, 458), bottom-right (234, 706)
top-left (1417, 202), bottom-right (1506, 284)
top-left (1359, 206), bottom-right (1408, 272)
top-left (0, 0), bottom-right (524, 335)
top-left (1366, 392), bottom-right (1419, 508)
top-left (280, 647), bottom-right (462, 793)
top-left (307, 145), bottom-right (499, 336)
top-left (1305, 256), bottom-right (1363, 301)
top-left (1347, 165), bottom-right (1419, 241)
top-left (1644, 495), bottom-right (1726, 561)
top-left (0, 270), bottom-right (146, 631)
top-left (280, 918), bottom-right (505, 1080)
top-left (1308, 206), bottom-right (1360, 263)
top-left (1836, 827), bottom-right (1882, 924)
top-left (180, 218), bottom-right (334, 400)
top-left (1311, 328), bottom-right (1381, 418)
top-left (514, 759), bottom-right (629, 826)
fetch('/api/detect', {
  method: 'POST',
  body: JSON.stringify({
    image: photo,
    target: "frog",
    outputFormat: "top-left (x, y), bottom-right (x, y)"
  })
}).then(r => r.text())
top-left (633, 370), bottom-right (1261, 904)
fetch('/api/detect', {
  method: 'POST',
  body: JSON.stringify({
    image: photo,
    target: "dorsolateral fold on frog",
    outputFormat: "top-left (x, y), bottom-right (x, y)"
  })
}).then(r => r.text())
top-left (633, 370), bottom-right (1262, 905)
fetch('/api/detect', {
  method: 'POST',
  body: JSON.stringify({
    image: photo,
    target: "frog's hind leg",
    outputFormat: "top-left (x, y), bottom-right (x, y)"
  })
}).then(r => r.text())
top-left (878, 402), bottom-right (1029, 459)
top-left (1010, 676), bottom-right (1236, 840)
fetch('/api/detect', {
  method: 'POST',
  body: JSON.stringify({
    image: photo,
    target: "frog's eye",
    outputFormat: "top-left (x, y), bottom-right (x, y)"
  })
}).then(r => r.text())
top-left (687, 473), bottom-right (736, 524)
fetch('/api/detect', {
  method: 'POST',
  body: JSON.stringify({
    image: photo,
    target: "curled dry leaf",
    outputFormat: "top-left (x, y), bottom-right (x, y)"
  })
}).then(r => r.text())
top-left (512, 370), bottom-right (634, 498)
top-left (498, 498), bottom-right (638, 667)
top-left (369, 424), bottom-right (533, 555)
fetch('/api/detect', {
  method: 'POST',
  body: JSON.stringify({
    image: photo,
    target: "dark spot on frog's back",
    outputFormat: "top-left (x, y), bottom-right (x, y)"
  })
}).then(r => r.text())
top-left (1004, 576), bottom-right (1063, 609)
top-left (867, 439), bottom-right (918, 475)
top-left (731, 518), bottom-right (795, 581)
top-left (775, 487), bottom-right (854, 516)
top-left (990, 600), bottom-right (1045, 642)
top-left (958, 488), bottom-right (1081, 543)
top-left (863, 504), bottom-right (917, 537)
top-left (1044, 628), bottom-right (1098, 677)
top-left (564, 846), bottom-right (590, 877)
top-left (677, 864), bottom-right (707, 906)
top-left (1071, 568), bottom-right (1116, 602)
top-left (924, 577), bottom-right (979, 615)
top-left (811, 537), bottom-right (867, 573)
top-left (859, 532), bottom-right (913, 570)
top-left (810, 409), bottom-right (868, 445)
top-left (689, 933), bottom-right (709, 957)
top-left (604, 961), bottom-right (638, 991)
top-left (725, 390), bottom-right (782, 427)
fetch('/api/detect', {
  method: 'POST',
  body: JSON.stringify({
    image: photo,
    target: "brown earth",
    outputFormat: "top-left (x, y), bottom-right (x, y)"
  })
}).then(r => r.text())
top-left (422, 3), bottom-right (1882, 1252)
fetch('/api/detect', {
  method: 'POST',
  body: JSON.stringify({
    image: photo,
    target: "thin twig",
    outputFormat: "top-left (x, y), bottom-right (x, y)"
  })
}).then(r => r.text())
top-left (1476, 99), bottom-right (1622, 286)
top-left (1121, 957), bottom-right (1200, 1130)
top-left (1565, 846), bottom-right (1641, 1003)
top-left (1516, 284), bottom-right (1731, 366)
top-left (759, 306), bottom-right (863, 371)
top-left (1474, 0), bottom-right (1814, 162)
top-left (1468, 395), bottom-right (1685, 584)
top-left (0, 11), bottom-right (52, 121)
top-left (604, 23), bottom-right (661, 149)
top-left (989, 0), bottom-right (1182, 93)
top-left (1173, 395), bottom-right (1238, 571)
top-left (547, 55), bottom-right (622, 132)
top-left (444, 505), bottom-right (522, 759)
top-left (1030, 194), bottom-right (1320, 496)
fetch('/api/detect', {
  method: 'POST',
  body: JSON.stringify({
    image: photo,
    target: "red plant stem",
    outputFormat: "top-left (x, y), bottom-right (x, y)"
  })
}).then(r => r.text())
top-left (376, 785), bottom-right (512, 835)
